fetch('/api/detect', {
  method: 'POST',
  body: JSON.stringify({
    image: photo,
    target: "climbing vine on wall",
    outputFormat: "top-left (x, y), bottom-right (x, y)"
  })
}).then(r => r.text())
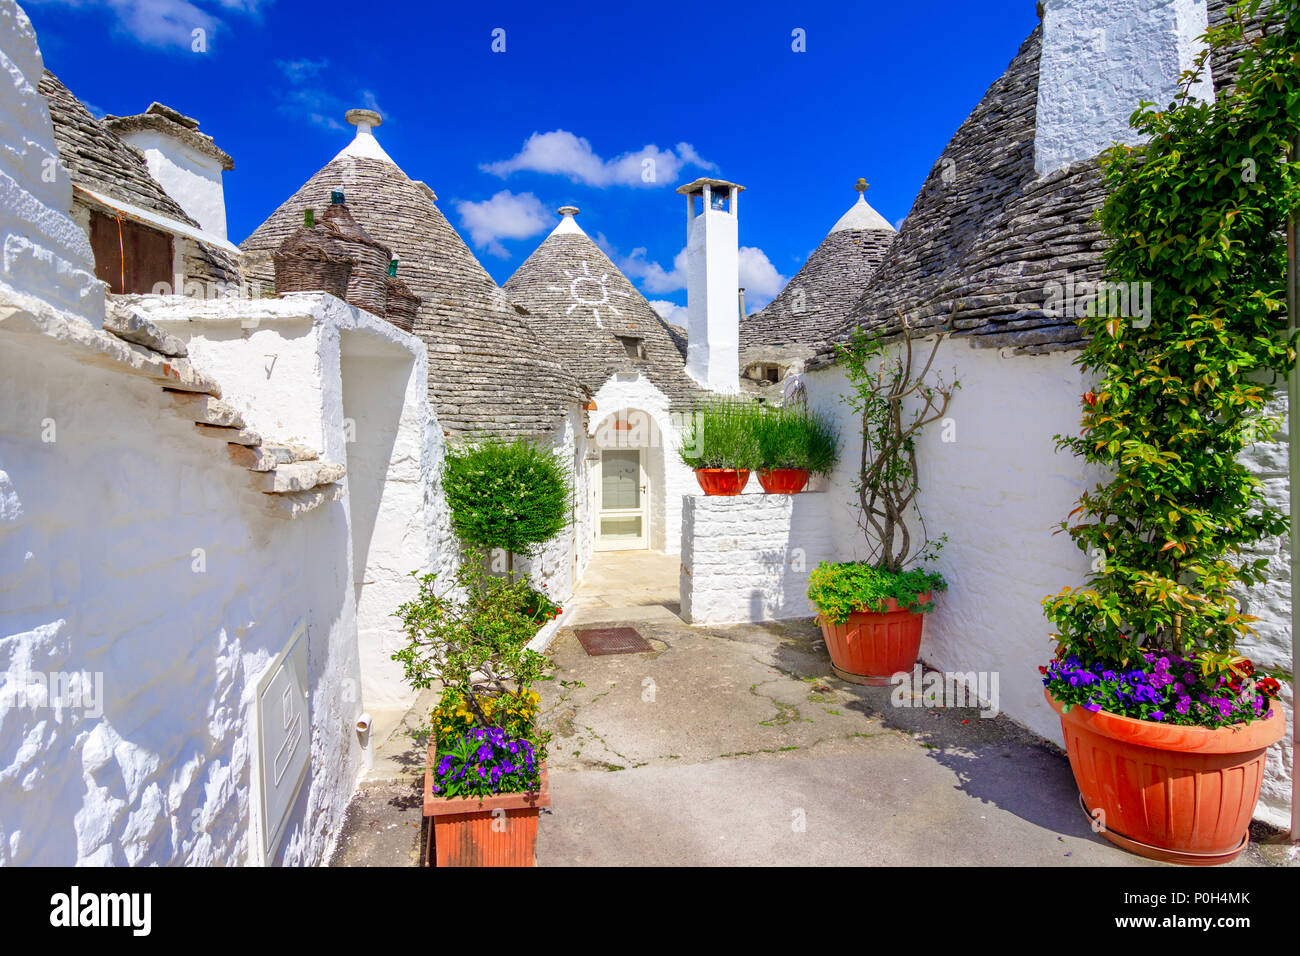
top-left (1043, 0), bottom-right (1300, 669)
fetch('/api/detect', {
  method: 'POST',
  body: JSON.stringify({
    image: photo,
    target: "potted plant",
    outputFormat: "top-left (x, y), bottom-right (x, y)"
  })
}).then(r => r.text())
top-left (1041, 3), bottom-right (1296, 865)
top-left (754, 403), bottom-right (839, 494)
top-left (393, 558), bottom-right (553, 867)
top-left (678, 397), bottom-right (761, 495)
top-left (806, 318), bottom-right (957, 683)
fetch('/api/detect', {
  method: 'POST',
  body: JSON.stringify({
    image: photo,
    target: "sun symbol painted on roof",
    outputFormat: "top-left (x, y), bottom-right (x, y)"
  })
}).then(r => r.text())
top-left (549, 260), bottom-right (631, 329)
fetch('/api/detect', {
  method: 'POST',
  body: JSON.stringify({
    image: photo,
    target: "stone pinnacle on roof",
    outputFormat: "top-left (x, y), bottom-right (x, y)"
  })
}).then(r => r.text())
top-left (550, 205), bottom-right (584, 237)
top-left (333, 108), bottom-right (395, 165)
top-left (829, 179), bottom-right (895, 233)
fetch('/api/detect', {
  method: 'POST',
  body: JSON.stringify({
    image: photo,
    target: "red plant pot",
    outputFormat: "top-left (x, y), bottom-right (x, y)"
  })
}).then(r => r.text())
top-left (423, 744), bottom-right (549, 867)
top-left (757, 468), bottom-right (810, 494)
top-left (816, 593), bottom-right (930, 685)
top-left (1046, 690), bottom-right (1284, 865)
top-left (694, 468), bottom-right (750, 495)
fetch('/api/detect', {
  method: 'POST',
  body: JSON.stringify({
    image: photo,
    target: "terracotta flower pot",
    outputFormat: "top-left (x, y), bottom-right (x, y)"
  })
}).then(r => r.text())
top-left (423, 744), bottom-right (549, 867)
top-left (816, 593), bottom-right (931, 685)
top-left (695, 468), bottom-right (749, 495)
top-left (757, 468), bottom-right (810, 494)
top-left (1046, 689), bottom-right (1284, 865)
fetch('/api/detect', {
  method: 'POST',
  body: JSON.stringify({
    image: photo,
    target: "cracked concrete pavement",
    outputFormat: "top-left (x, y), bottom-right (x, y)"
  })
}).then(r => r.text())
top-left (536, 611), bottom-right (1287, 867)
top-left (328, 551), bottom-right (1293, 867)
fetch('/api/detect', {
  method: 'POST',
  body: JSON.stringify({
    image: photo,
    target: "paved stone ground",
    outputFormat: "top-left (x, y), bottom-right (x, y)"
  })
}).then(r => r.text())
top-left (328, 552), bottom-right (1297, 867)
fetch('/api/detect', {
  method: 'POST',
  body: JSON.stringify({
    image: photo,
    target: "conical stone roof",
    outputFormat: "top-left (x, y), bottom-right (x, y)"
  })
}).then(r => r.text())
top-left (504, 208), bottom-right (705, 409)
top-left (739, 182), bottom-right (895, 350)
top-left (240, 114), bottom-right (583, 439)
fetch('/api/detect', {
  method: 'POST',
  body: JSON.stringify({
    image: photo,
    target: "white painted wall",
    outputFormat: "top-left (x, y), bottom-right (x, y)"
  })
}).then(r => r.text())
top-left (514, 407), bottom-right (588, 603)
top-left (1035, 0), bottom-right (1214, 176)
top-left (0, 1), bottom-right (104, 325)
top-left (680, 493), bottom-right (833, 625)
top-left (804, 343), bottom-right (1099, 742)
top-left (119, 128), bottom-right (228, 240)
top-left (797, 337), bottom-right (1292, 828)
top-left (137, 294), bottom-right (444, 721)
top-left (1235, 391), bottom-right (1294, 827)
top-left (0, 330), bottom-right (363, 865)
top-left (587, 373), bottom-right (695, 555)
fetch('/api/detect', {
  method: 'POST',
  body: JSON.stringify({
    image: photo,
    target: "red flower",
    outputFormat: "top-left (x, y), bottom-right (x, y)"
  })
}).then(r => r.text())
top-left (1082, 391), bottom-right (1097, 407)
top-left (1258, 677), bottom-right (1281, 697)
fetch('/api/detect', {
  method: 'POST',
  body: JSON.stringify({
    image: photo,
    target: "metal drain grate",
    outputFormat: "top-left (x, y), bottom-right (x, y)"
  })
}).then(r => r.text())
top-left (574, 626), bottom-right (653, 656)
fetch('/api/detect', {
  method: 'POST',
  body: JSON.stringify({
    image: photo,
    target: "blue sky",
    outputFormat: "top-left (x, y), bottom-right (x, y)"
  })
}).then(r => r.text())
top-left (24, 0), bottom-right (1040, 317)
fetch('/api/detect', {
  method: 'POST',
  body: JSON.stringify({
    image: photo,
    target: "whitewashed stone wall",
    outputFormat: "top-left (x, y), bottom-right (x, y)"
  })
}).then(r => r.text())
top-left (135, 293), bottom-right (444, 722)
top-left (1237, 391), bottom-right (1293, 827)
top-left (1035, 0), bottom-right (1214, 176)
top-left (0, 2), bottom-right (103, 325)
top-left (799, 337), bottom-right (1293, 829)
top-left (514, 407), bottom-right (588, 603)
top-left (0, 325), bottom-right (365, 865)
top-left (680, 493), bottom-right (833, 626)
top-left (119, 128), bottom-right (228, 239)
top-left (805, 343), bottom-right (1100, 740)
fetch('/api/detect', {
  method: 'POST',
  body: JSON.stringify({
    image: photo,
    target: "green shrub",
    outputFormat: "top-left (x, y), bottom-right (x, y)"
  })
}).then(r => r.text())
top-left (1042, 0), bottom-right (1299, 694)
top-left (756, 404), bottom-right (840, 475)
top-left (393, 557), bottom-right (552, 796)
top-left (677, 398), bottom-right (762, 470)
top-left (806, 561), bottom-right (947, 625)
top-left (443, 437), bottom-right (573, 578)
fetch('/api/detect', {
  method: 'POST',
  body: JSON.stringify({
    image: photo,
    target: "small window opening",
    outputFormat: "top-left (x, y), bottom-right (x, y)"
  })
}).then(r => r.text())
top-left (616, 335), bottom-right (647, 361)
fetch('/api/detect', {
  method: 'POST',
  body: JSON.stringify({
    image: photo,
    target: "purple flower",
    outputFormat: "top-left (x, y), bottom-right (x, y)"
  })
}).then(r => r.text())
top-left (1150, 710), bottom-right (1165, 721)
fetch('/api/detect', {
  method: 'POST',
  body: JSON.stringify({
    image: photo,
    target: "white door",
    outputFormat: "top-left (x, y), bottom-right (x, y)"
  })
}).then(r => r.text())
top-left (596, 448), bottom-right (648, 551)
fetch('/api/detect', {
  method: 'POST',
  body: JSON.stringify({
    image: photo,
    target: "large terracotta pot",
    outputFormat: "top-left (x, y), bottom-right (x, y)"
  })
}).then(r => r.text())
top-left (1046, 690), bottom-right (1284, 865)
top-left (423, 744), bottom-right (549, 867)
top-left (816, 593), bottom-right (931, 685)
top-left (757, 468), bottom-right (809, 494)
top-left (695, 468), bottom-right (749, 495)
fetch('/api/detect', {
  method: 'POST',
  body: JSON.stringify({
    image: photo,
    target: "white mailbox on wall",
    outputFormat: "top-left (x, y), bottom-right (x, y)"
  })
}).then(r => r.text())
top-left (252, 624), bottom-right (310, 864)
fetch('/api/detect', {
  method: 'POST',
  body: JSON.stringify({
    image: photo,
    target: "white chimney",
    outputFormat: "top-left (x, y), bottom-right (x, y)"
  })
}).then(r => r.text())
top-left (1034, 0), bottom-right (1214, 177)
top-left (105, 103), bottom-right (234, 239)
top-left (677, 177), bottom-right (743, 393)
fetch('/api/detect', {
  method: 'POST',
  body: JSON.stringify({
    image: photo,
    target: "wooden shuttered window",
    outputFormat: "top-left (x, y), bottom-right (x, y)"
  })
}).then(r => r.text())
top-left (89, 209), bottom-right (173, 295)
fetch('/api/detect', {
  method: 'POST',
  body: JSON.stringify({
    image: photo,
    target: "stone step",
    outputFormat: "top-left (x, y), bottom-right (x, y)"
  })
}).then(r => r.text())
top-left (195, 422), bottom-right (261, 446)
top-left (227, 442), bottom-right (320, 471)
top-left (256, 461), bottom-right (346, 495)
top-left (263, 482), bottom-right (345, 519)
top-left (165, 390), bottom-right (246, 428)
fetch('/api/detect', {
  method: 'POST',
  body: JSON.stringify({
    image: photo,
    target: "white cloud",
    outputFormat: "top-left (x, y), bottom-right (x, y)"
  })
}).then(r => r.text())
top-left (455, 190), bottom-right (550, 258)
top-left (272, 60), bottom-right (388, 132)
top-left (276, 58), bottom-right (326, 84)
top-left (648, 299), bottom-right (689, 327)
top-left (482, 130), bottom-right (715, 188)
top-left (30, 0), bottom-right (260, 50)
top-left (618, 246), bottom-right (687, 295)
top-left (605, 238), bottom-right (785, 311)
top-left (738, 246), bottom-right (786, 310)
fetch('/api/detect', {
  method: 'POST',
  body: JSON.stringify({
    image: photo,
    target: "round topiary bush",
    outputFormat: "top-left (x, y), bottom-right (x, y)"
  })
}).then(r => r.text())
top-left (442, 438), bottom-right (573, 579)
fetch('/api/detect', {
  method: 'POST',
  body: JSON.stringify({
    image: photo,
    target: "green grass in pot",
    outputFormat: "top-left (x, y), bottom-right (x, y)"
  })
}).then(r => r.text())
top-left (756, 404), bottom-right (840, 475)
top-left (677, 398), bottom-right (762, 471)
